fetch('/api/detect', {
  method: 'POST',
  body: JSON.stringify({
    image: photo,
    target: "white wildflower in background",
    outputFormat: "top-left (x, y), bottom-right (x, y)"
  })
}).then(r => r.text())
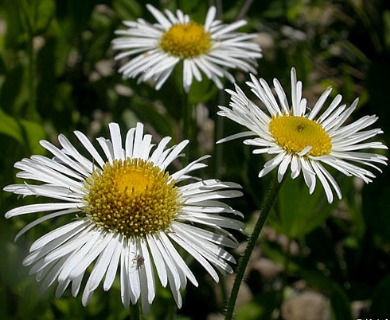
top-left (4, 122), bottom-right (244, 312)
top-left (112, 4), bottom-right (262, 92)
top-left (218, 68), bottom-right (388, 203)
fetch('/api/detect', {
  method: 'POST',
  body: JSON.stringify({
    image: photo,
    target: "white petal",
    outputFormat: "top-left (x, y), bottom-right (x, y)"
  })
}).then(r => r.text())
top-left (277, 154), bottom-right (292, 182)
top-left (259, 152), bottom-right (286, 178)
top-left (120, 243), bottom-right (131, 307)
top-left (146, 234), bottom-right (167, 287)
top-left (96, 137), bottom-right (114, 164)
top-left (152, 234), bottom-right (181, 290)
top-left (204, 6), bottom-right (216, 31)
top-left (146, 4), bottom-right (172, 29)
top-left (103, 236), bottom-right (123, 291)
top-left (175, 223), bottom-right (237, 248)
top-left (168, 232), bottom-right (219, 282)
top-left (109, 123), bottom-right (125, 161)
top-left (30, 220), bottom-right (88, 252)
top-left (290, 155), bottom-right (301, 179)
top-left (311, 161), bottom-right (334, 203)
top-left (69, 233), bottom-right (110, 280)
top-left (160, 140), bottom-right (189, 169)
top-left (149, 136), bottom-right (172, 163)
top-left (84, 234), bottom-right (117, 293)
top-left (39, 255), bottom-right (68, 293)
top-left (40, 140), bottom-right (90, 177)
top-left (57, 232), bottom-right (100, 282)
top-left (132, 123), bottom-right (144, 159)
top-left (140, 134), bottom-right (153, 160)
top-left (139, 238), bottom-right (155, 303)
top-left (58, 135), bottom-right (93, 173)
top-left (125, 128), bottom-right (136, 158)
top-left (71, 273), bottom-right (84, 297)
top-left (159, 232), bottom-right (198, 286)
top-left (308, 87), bottom-right (332, 120)
top-left (127, 240), bottom-right (141, 303)
top-left (15, 208), bottom-right (78, 241)
top-left (318, 94), bottom-right (342, 123)
top-left (74, 131), bottom-right (105, 168)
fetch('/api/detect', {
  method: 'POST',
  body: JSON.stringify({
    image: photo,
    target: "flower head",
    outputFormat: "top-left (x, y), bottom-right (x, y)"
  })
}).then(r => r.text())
top-left (4, 123), bottom-right (243, 312)
top-left (218, 68), bottom-right (388, 203)
top-left (112, 4), bottom-right (262, 92)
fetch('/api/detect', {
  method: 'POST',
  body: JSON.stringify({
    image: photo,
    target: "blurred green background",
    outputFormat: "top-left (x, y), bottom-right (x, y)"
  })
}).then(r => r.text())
top-left (0, 0), bottom-right (389, 319)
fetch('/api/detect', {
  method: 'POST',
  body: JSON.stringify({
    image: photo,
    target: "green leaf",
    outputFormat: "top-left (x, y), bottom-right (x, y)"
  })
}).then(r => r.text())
top-left (31, 0), bottom-right (55, 35)
top-left (20, 118), bottom-right (46, 154)
top-left (55, 0), bottom-right (99, 36)
top-left (0, 64), bottom-right (26, 115)
top-left (188, 77), bottom-right (219, 105)
top-left (370, 274), bottom-right (390, 317)
top-left (237, 292), bottom-right (279, 320)
top-left (385, 11), bottom-right (390, 49)
top-left (362, 173), bottom-right (390, 244)
top-left (0, 108), bottom-right (24, 143)
top-left (112, 0), bottom-right (142, 21)
top-left (0, 108), bottom-right (45, 154)
top-left (177, 0), bottom-right (209, 19)
top-left (237, 301), bottom-right (268, 320)
top-left (270, 175), bottom-right (336, 239)
top-left (2, 0), bottom-right (24, 48)
top-left (329, 285), bottom-right (353, 320)
top-left (126, 97), bottom-right (177, 140)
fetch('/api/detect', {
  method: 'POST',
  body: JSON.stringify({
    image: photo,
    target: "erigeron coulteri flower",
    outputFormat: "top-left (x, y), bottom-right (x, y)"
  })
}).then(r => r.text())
top-left (112, 4), bottom-right (262, 92)
top-left (218, 68), bottom-right (388, 203)
top-left (4, 123), bottom-right (244, 312)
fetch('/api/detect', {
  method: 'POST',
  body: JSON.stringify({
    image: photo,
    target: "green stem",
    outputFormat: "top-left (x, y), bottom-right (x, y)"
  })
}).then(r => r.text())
top-left (27, 27), bottom-right (37, 118)
top-left (236, 0), bottom-right (254, 20)
top-left (180, 88), bottom-right (196, 163)
top-left (182, 90), bottom-right (192, 142)
top-left (19, 0), bottom-right (37, 119)
top-left (165, 300), bottom-right (177, 320)
top-left (225, 176), bottom-right (284, 320)
top-left (129, 302), bottom-right (142, 320)
top-left (214, 90), bottom-right (225, 177)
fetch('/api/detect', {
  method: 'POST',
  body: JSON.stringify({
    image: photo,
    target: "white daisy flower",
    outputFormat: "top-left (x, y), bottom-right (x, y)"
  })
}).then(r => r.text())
top-left (4, 122), bottom-right (244, 312)
top-left (218, 68), bottom-right (388, 203)
top-left (112, 4), bottom-right (262, 92)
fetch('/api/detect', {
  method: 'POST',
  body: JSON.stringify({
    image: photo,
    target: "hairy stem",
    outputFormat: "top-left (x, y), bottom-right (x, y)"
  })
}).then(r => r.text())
top-left (225, 176), bottom-right (284, 320)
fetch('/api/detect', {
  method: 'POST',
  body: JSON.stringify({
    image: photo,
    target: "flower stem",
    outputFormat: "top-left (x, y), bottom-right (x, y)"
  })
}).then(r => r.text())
top-left (182, 91), bottom-right (192, 142)
top-left (19, 0), bottom-right (38, 120)
top-left (224, 176), bottom-right (284, 320)
top-left (214, 90), bottom-right (226, 177)
top-left (129, 302), bottom-right (142, 320)
top-left (180, 88), bottom-right (196, 162)
top-left (236, 0), bottom-right (255, 20)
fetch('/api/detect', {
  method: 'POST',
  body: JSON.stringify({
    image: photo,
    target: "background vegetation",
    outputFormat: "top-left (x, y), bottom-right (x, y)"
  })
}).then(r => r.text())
top-left (1, 0), bottom-right (389, 319)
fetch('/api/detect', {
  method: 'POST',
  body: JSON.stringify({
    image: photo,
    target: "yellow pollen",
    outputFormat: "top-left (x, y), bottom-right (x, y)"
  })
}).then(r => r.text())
top-left (160, 22), bottom-right (212, 59)
top-left (269, 115), bottom-right (332, 156)
top-left (83, 159), bottom-right (180, 237)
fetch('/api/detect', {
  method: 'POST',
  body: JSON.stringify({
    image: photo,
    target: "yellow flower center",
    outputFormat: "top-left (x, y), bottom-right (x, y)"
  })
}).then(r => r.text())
top-left (84, 158), bottom-right (180, 237)
top-left (160, 22), bottom-right (212, 59)
top-left (269, 115), bottom-right (332, 156)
